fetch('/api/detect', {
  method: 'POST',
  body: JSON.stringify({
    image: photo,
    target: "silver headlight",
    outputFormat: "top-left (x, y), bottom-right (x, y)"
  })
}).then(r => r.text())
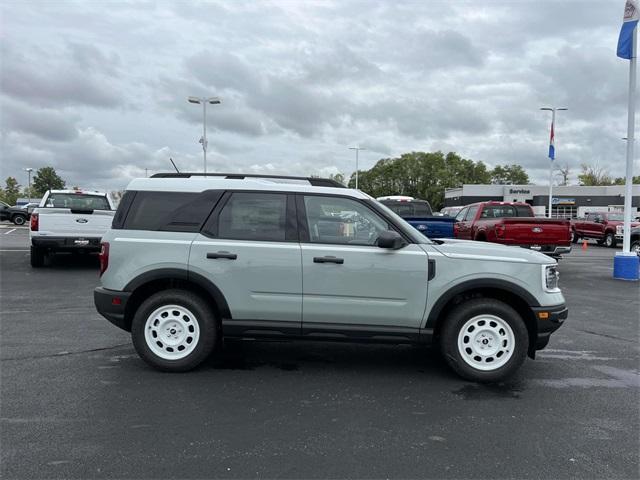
top-left (616, 225), bottom-right (624, 235)
top-left (544, 265), bottom-right (560, 292)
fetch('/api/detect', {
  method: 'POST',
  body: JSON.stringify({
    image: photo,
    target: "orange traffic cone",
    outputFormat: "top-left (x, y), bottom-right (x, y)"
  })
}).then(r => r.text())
top-left (582, 239), bottom-right (588, 251)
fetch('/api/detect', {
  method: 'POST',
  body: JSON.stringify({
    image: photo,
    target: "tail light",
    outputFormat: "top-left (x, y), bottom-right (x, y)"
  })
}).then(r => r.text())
top-left (495, 224), bottom-right (506, 237)
top-left (30, 213), bottom-right (39, 231)
top-left (453, 222), bottom-right (460, 237)
top-left (99, 242), bottom-right (109, 276)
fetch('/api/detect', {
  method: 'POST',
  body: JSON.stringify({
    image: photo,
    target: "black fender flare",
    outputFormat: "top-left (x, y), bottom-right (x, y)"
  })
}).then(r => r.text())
top-left (425, 278), bottom-right (540, 330)
top-left (124, 268), bottom-right (232, 320)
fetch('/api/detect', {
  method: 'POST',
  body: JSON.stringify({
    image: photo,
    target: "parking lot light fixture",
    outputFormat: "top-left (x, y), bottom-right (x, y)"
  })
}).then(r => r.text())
top-left (187, 96), bottom-right (222, 175)
top-left (349, 146), bottom-right (366, 189)
top-left (24, 167), bottom-right (33, 203)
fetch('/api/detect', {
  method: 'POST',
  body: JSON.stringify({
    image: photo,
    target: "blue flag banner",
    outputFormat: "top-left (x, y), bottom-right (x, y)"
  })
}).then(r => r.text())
top-left (618, 0), bottom-right (639, 59)
top-left (548, 122), bottom-right (555, 160)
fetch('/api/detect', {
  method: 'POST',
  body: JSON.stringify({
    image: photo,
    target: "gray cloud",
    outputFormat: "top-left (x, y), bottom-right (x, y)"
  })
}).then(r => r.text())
top-left (0, 0), bottom-right (636, 191)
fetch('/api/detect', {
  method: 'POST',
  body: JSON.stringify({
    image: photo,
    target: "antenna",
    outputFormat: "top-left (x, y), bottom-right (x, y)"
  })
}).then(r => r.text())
top-left (169, 157), bottom-right (180, 173)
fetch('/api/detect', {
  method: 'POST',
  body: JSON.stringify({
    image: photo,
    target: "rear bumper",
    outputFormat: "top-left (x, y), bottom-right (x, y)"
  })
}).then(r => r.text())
top-left (32, 236), bottom-right (102, 252)
top-left (525, 245), bottom-right (571, 256)
top-left (532, 303), bottom-right (568, 350)
top-left (94, 287), bottom-right (131, 331)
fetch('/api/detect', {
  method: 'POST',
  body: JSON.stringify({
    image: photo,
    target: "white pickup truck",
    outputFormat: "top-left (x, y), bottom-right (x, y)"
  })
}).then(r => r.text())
top-left (30, 189), bottom-right (116, 267)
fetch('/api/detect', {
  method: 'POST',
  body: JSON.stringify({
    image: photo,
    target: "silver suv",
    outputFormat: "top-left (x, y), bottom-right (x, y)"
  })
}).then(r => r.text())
top-left (94, 173), bottom-right (567, 382)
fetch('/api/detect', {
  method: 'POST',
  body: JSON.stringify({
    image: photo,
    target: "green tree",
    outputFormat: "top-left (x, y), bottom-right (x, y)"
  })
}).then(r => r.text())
top-left (32, 167), bottom-right (65, 196)
top-left (490, 164), bottom-right (530, 185)
top-left (347, 151), bottom-right (491, 210)
top-left (613, 175), bottom-right (640, 185)
top-left (0, 177), bottom-right (21, 205)
top-left (329, 173), bottom-right (346, 186)
top-left (578, 164), bottom-right (613, 186)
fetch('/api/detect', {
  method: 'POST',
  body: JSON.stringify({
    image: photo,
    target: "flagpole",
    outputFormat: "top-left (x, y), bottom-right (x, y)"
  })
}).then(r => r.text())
top-left (622, 26), bottom-right (636, 254)
top-left (548, 109), bottom-right (556, 219)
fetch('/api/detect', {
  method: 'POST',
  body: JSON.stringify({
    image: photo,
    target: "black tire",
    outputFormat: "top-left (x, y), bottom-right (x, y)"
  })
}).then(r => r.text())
top-left (631, 239), bottom-right (640, 256)
top-left (571, 229), bottom-right (579, 243)
top-left (439, 298), bottom-right (528, 383)
top-left (30, 246), bottom-right (45, 268)
top-left (131, 289), bottom-right (218, 372)
top-left (604, 232), bottom-right (617, 248)
top-left (596, 238), bottom-right (605, 246)
top-left (12, 214), bottom-right (27, 226)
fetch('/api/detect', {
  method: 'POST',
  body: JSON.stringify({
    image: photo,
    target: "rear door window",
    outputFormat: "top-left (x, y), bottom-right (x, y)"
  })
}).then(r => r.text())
top-left (217, 192), bottom-right (288, 242)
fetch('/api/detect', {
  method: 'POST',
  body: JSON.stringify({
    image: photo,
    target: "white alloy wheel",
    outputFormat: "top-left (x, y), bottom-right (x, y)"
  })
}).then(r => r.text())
top-left (457, 314), bottom-right (515, 371)
top-left (632, 241), bottom-right (640, 255)
top-left (144, 304), bottom-right (200, 360)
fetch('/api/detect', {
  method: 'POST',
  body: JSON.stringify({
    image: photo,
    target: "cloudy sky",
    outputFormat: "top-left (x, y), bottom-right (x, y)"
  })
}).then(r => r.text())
top-left (1, 0), bottom-right (637, 191)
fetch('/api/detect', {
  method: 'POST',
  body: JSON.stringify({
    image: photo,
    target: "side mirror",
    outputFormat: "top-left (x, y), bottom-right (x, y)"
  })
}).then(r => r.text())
top-left (377, 230), bottom-right (407, 250)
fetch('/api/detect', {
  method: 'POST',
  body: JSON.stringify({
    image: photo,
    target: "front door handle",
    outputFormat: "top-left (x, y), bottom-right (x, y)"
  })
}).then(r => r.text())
top-left (207, 251), bottom-right (237, 260)
top-left (313, 256), bottom-right (344, 264)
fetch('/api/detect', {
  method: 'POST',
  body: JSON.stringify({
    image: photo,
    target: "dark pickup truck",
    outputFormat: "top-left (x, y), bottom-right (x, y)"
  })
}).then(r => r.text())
top-left (378, 196), bottom-right (456, 238)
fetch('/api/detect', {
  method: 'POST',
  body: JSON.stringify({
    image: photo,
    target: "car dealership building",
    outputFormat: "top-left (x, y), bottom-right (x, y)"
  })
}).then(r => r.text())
top-left (444, 184), bottom-right (640, 218)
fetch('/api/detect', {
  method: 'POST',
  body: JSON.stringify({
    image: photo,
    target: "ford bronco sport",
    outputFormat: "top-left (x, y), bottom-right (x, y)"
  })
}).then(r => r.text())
top-left (94, 173), bottom-right (567, 382)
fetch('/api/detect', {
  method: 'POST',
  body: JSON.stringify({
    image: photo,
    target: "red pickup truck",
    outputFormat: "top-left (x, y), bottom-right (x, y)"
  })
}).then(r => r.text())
top-left (453, 201), bottom-right (572, 257)
top-left (571, 212), bottom-right (640, 247)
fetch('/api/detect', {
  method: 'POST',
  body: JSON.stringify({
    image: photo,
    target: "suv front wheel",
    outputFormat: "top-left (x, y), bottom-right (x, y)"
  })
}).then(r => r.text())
top-left (131, 289), bottom-right (218, 372)
top-left (440, 298), bottom-right (528, 382)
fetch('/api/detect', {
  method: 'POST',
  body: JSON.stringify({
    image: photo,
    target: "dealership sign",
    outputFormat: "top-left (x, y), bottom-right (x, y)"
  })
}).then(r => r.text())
top-left (552, 197), bottom-right (576, 205)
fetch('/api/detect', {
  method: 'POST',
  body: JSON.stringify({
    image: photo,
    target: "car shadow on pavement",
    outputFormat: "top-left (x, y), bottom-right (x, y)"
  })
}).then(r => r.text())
top-left (45, 252), bottom-right (100, 270)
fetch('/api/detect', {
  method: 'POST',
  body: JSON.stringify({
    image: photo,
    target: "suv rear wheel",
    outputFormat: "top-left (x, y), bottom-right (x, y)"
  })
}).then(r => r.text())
top-left (131, 289), bottom-right (218, 372)
top-left (440, 298), bottom-right (528, 382)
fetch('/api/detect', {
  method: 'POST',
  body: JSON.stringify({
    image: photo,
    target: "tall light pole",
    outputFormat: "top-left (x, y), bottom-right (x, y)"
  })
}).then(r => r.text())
top-left (540, 107), bottom-right (568, 218)
top-left (349, 146), bottom-right (366, 189)
top-left (188, 96), bottom-right (221, 175)
top-left (24, 167), bottom-right (33, 202)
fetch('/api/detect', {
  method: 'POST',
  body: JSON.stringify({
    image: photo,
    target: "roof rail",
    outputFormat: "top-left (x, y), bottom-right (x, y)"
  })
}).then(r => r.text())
top-left (149, 172), bottom-right (346, 188)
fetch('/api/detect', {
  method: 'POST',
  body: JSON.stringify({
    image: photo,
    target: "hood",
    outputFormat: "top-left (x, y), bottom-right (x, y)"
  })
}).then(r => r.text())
top-left (429, 238), bottom-right (555, 265)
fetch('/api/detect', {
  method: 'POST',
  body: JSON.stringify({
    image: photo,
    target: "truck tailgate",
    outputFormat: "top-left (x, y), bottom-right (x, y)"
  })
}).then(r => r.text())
top-left (500, 218), bottom-right (571, 245)
top-left (35, 208), bottom-right (115, 237)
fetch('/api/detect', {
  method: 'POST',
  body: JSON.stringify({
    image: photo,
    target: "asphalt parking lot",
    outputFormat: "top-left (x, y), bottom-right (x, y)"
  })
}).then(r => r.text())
top-left (1, 224), bottom-right (638, 479)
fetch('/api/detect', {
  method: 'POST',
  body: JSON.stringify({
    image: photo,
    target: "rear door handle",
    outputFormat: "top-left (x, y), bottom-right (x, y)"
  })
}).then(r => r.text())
top-left (313, 256), bottom-right (344, 264)
top-left (207, 251), bottom-right (237, 260)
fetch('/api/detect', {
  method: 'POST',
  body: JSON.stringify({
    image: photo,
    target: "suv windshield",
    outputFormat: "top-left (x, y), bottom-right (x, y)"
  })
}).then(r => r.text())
top-left (45, 193), bottom-right (111, 210)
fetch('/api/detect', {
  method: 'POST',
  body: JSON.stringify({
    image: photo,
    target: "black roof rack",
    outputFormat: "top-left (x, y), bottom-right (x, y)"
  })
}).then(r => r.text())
top-left (149, 172), bottom-right (345, 188)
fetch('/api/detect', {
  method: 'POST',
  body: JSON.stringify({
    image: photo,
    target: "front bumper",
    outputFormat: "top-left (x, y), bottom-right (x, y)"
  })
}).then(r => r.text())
top-left (532, 303), bottom-right (568, 350)
top-left (32, 236), bottom-right (102, 252)
top-left (94, 287), bottom-right (131, 331)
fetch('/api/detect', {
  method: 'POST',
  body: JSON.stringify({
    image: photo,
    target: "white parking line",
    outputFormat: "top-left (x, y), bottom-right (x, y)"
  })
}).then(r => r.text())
top-left (4, 229), bottom-right (16, 235)
top-left (0, 250), bottom-right (29, 252)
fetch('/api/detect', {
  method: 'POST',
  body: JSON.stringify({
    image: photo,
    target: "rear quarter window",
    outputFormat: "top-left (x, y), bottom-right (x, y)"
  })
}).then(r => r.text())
top-left (121, 190), bottom-right (222, 232)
